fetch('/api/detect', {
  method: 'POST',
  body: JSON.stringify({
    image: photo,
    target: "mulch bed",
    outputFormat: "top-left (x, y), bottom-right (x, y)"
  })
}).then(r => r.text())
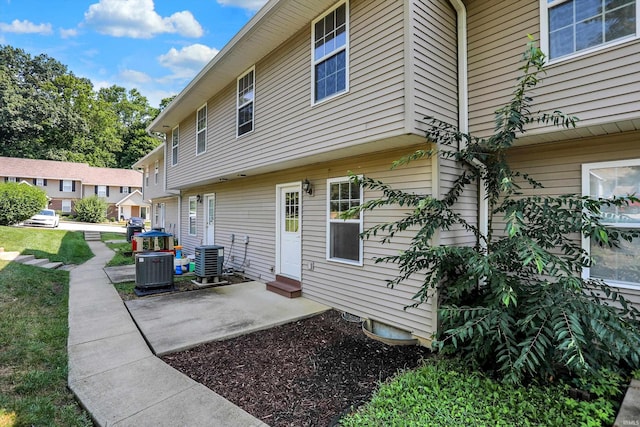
top-left (162, 309), bottom-right (431, 426)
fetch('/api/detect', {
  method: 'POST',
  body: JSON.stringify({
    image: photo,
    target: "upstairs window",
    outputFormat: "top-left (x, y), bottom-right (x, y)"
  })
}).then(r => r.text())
top-left (145, 167), bottom-right (149, 186)
top-left (326, 176), bottom-right (363, 265)
top-left (583, 159), bottom-right (640, 289)
top-left (154, 160), bottom-right (159, 185)
top-left (62, 180), bottom-right (73, 192)
top-left (6, 177), bottom-right (16, 183)
top-left (35, 178), bottom-right (45, 186)
top-left (312, 1), bottom-right (349, 103)
top-left (171, 126), bottom-right (179, 166)
top-left (542, 0), bottom-right (638, 60)
top-left (196, 104), bottom-right (207, 155)
top-left (96, 185), bottom-right (107, 197)
top-left (237, 67), bottom-right (255, 137)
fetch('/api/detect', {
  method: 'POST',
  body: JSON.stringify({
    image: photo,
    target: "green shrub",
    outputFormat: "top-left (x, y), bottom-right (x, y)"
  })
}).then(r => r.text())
top-left (0, 182), bottom-right (48, 226)
top-left (348, 39), bottom-right (640, 385)
top-left (340, 358), bottom-right (621, 427)
top-left (73, 196), bottom-right (107, 223)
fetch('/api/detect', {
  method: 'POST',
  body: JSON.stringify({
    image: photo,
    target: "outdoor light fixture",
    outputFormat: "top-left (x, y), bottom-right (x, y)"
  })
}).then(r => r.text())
top-left (302, 178), bottom-right (313, 195)
top-left (196, 194), bottom-right (202, 203)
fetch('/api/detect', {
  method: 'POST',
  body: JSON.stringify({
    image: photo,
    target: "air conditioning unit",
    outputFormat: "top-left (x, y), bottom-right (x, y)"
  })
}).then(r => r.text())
top-left (134, 252), bottom-right (174, 296)
top-left (194, 245), bottom-right (224, 280)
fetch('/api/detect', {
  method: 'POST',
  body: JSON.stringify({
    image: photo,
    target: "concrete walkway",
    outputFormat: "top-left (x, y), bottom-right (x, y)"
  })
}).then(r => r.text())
top-left (67, 241), bottom-right (269, 426)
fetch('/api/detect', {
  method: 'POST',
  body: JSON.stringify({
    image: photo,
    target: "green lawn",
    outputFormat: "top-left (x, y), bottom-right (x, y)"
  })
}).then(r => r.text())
top-left (0, 226), bottom-right (92, 426)
top-left (0, 226), bottom-right (93, 265)
top-left (102, 232), bottom-right (134, 267)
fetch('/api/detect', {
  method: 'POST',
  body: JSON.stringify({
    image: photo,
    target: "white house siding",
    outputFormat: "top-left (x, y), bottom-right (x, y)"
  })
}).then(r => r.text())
top-left (176, 145), bottom-right (437, 340)
top-left (465, 0), bottom-right (640, 139)
top-left (505, 131), bottom-right (640, 306)
top-left (166, 0), bottom-right (409, 190)
top-left (410, 0), bottom-right (458, 131)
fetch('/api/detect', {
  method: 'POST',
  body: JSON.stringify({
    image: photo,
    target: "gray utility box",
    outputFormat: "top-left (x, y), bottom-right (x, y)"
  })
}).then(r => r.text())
top-left (194, 245), bottom-right (224, 279)
top-left (135, 252), bottom-right (174, 296)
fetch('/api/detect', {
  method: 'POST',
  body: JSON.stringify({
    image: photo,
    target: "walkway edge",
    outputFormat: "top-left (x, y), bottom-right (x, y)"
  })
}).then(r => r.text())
top-left (67, 240), bottom-right (268, 427)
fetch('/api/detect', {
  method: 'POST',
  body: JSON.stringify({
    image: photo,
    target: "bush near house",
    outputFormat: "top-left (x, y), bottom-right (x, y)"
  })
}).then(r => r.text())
top-left (348, 39), bottom-right (640, 386)
top-left (0, 182), bottom-right (48, 226)
top-left (73, 195), bottom-right (108, 223)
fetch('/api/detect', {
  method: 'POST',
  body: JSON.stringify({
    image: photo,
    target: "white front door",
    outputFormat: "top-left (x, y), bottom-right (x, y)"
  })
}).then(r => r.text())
top-left (277, 184), bottom-right (301, 280)
top-left (204, 194), bottom-right (215, 245)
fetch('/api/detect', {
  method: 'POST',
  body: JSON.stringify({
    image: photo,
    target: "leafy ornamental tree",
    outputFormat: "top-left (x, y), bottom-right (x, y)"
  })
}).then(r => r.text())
top-left (0, 182), bottom-right (48, 226)
top-left (73, 195), bottom-right (108, 223)
top-left (349, 40), bottom-right (640, 385)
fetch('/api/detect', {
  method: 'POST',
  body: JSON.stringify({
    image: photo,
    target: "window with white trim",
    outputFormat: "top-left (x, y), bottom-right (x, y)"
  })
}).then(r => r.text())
top-left (171, 126), bottom-right (179, 166)
top-left (327, 177), bottom-right (363, 264)
top-left (542, 0), bottom-right (638, 60)
top-left (583, 159), bottom-right (640, 289)
top-left (62, 180), bottom-right (73, 192)
top-left (196, 104), bottom-right (207, 155)
top-left (145, 167), bottom-right (149, 186)
top-left (312, 1), bottom-right (348, 103)
top-left (36, 178), bottom-right (44, 186)
top-left (189, 196), bottom-right (197, 235)
top-left (97, 185), bottom-right (107, 197)
top-left (61, 200), bottom-right (72, 213)
top-left (237, 67), bottom-right (254, 137)
top-left (154, 160), bottom-right (159, 185)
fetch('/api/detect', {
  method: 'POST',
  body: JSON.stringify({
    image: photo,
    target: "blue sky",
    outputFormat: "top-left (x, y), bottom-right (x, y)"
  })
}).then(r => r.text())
top-left (0, 0), bottom-right (268, 107)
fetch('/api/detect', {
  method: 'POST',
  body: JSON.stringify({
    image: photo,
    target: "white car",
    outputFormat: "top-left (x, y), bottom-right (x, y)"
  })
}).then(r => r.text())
top-left (24, 209), bottom-right (60, 228)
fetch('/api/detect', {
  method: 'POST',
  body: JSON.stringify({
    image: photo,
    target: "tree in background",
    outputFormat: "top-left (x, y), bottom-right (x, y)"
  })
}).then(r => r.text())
top-left (0, 182), bottom-right (48, 226)
top-left (349, 40), bottom-right (640, 385)
top-left (0, 45), bottom-right (162, 169)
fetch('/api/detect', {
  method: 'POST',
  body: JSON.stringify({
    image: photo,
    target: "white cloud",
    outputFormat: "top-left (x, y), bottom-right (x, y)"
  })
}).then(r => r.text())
top-left (158, 44), bottom-right (218, 80)
top-left (217, 0), bottom-right (267, 12)
top-left (60, 28), bottom-right (78, 39)
top-left (84, 0), bottom-right (203, 39)
top-left (0, 19), bottom-right (53, 35)
top-left (120, 69), bottom-right (151, 84)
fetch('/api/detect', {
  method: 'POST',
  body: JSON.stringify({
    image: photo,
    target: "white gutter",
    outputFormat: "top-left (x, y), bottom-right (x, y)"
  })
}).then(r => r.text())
top-left (448, 0), bottom-right (488, 242)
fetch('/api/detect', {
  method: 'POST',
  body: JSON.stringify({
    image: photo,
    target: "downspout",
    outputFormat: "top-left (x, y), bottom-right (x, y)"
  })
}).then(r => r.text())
top-left (448, 0), bottom-right (488, 244)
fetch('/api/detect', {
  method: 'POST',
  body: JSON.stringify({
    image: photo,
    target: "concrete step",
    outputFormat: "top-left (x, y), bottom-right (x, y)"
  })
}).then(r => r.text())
top-left (22, 258), bottom-right (51, 267)
top-left (42, 261), bottom-right (64, 270)
top-left (84, 231), bottom-right (101, 241)
top-left (14, 254), bottom-right (35, 263)
top-left (0, 251), bottom-right (20, 261)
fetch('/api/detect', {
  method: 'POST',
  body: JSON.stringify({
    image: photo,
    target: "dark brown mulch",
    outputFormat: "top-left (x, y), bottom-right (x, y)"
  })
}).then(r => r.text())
top-left (162, 309), bottom-right (431, 427)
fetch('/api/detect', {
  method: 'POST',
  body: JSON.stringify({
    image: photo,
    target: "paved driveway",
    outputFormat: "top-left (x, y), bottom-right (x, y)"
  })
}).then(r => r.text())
top-left (57, 221), bottom-right (126, 234)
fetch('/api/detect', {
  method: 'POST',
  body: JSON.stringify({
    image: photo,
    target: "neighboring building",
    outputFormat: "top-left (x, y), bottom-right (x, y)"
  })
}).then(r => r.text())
top-left (0, 156), bottom-right (148, 220)
top-left (143, 0), bottom-right (640, 344)
top-left (133, 144), bottom-right (180, 235)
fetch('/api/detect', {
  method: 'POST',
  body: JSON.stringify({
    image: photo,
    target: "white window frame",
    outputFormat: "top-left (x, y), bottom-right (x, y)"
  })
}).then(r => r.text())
top-left (540, 0), bottom-right (639, 63)
top-left (36, 178), bottom-right (44, 186)
top-left (122, 186), bottom-right (130, 194)
top-left (97, 185), bottom-right (107, 197)
top-left (6, 177), bottom-right (16, 183)
top-left (582, 158), bottom-right (640, 290)
top-left (189, 196), bottom-right (197, 236)
top-left (237, 67), bottom-right (255, 137)
top-left (311, 0), bottom-right (349, 105)
top-left (154, 160), bottom-right (159, 185)
top-left (61, 200), bottom-right (72, 213)
top-left (171, 126), bottom-right (179, 166)
top-left (62, 180), bottom-right (73, 192)
top-left (196, 104), bottom-right (207, 155)
top-left (145, 167), bottom-right (149, 186)
top-left (326, 176), bottom-right (363, 266)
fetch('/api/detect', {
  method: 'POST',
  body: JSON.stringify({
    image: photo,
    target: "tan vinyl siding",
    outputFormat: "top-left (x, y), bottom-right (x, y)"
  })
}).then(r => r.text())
top-left (411, 0), bottom-right (458, 130)
top-left (505, 131), bottom-right (640, 306)
top-left (167, 0), bottom-right (408, 189)
top-left (176, 145), bottom-right (436, 340)
top-left (466, 0), bottom-right (640, 138)
top-left (438, 157), bottom-right (478, 246)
